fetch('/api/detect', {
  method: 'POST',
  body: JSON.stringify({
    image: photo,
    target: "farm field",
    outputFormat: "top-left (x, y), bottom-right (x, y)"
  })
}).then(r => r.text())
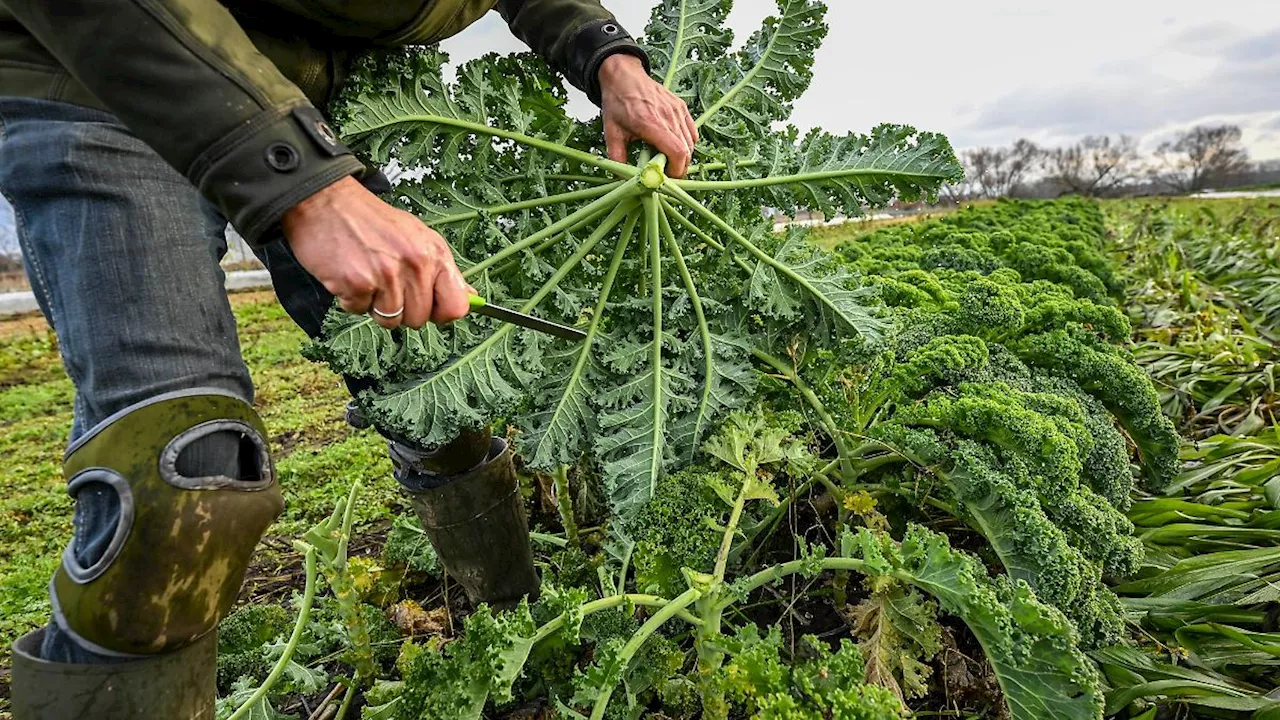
top-left (0, 195), bottom-right (1276, 719)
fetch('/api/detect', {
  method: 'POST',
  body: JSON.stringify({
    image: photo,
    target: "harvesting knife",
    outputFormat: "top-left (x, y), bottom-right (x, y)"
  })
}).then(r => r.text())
top-left (468, 295), bottom-right (587, 342)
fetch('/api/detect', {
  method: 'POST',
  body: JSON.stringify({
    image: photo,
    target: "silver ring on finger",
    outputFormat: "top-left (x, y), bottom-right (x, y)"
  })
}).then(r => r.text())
top-left (372, 305), bottom-right (405, 319)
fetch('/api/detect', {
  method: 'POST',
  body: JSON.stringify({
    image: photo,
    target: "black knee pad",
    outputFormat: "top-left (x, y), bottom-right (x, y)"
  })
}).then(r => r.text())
top-left (50, 390), bottom-right (283, 657)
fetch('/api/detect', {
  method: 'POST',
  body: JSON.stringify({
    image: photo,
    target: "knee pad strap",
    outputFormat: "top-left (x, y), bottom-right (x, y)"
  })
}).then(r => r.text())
top-left (51, 390), bottom-right (283, 657)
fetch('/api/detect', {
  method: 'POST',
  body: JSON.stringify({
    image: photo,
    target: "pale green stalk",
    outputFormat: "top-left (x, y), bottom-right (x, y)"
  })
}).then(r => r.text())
top-left (752, 347), bottom-right (856, 475)
top-left (694, 18), bottom-right (784, 128)
top-left (490, 202), bottom-right (615, 278)
top-left (552, 465), bottom-right (580, 547)
top-left (463, 180), bottom-right (641, 279)
top-left (430, 183), bottom-right (615, 226)
top-left (659, 197), bottom-right (754, 275)
top-left (386, 202), bottom-right (632, 417)
top-left (674, 168), bottom-right (947, 192)
top-left (685, 158), bottom-right (761, 175)
top-left (357, 113), bottom-right (636, 177)
top-left (525, 212), bottom-right (639, 463)
top-left (665, 184), bottom-right (865, 334)
top-left (644, 195), bottom-right (666, 494)
top-left (333, 683), bottom-right (357, 720)
top-left (227, 547), bottom-right (318, 720)
top-left (498, 173), bottom-right (611, 185)
top-left (589, 588), bottom-right (703, 720)
top-left (659, 208), bottom-right (716, 461)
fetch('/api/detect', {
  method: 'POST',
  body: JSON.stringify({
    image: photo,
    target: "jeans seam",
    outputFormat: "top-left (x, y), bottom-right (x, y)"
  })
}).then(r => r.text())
top-left (0, 113), bottom-right (61, 333)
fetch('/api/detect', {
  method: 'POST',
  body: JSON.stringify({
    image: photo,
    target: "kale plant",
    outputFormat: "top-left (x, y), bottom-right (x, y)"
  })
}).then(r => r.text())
top-left (313, 0), bottom-right (962, 528)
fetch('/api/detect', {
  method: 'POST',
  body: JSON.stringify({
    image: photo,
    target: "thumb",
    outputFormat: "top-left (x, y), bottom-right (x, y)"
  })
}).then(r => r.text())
top-left (605, 121), bottom-right (629, 164)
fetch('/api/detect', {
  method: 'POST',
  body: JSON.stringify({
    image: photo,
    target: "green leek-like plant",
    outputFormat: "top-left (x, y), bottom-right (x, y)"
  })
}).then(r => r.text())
top-left (312, 0), bottom-right (963, 529)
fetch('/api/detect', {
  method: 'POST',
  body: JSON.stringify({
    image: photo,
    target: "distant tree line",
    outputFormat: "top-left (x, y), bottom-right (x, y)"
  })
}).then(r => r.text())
top-left (946, 124), bottom-right (1276, 201)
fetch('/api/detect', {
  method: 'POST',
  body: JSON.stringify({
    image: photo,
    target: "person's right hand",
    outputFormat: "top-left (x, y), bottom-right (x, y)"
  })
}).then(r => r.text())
top-left (282, 176), bottom-right (473, 330)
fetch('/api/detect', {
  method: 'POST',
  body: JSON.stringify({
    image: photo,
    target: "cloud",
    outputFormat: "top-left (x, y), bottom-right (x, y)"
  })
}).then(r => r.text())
top-left (1224, 28), bottom-right (1280, 62)
top-left (1168, 21), bottom-right (1246, 55)
top-left (965, 25), bottom-right (1280, 156)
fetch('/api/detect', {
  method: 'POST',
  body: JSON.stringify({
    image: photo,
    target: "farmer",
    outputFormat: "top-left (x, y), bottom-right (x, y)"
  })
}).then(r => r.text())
top-left (0, 1), bottom-right (697, 716)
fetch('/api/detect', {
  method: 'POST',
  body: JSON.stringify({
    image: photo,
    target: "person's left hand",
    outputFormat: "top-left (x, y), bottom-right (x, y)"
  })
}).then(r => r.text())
top-left (599, 54), bottom-right (698, 177)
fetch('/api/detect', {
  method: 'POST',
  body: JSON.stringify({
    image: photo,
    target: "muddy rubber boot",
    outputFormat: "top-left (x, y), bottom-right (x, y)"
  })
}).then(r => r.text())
top-left (395, 433), bottom-right (541, 608)
top-left (11, 627), bottom-right (216, 720)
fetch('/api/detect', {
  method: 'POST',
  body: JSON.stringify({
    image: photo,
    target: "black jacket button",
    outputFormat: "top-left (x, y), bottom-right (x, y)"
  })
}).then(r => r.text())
top-left (265, 142), bottom-right (300, 172)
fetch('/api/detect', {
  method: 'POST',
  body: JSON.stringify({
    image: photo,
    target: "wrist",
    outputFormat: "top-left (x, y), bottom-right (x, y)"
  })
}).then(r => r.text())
top-left (283, 176), bottom-right (361, 232)
top-left (599, 53), bottom-right (646, 88)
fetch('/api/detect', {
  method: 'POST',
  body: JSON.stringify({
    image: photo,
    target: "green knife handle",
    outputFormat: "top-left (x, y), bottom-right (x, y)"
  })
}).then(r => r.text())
top-left (468, 295), bottom-right (487, 310)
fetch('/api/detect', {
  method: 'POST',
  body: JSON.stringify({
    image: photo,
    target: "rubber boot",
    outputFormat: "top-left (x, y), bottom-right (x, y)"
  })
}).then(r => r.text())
top-left (395, 434), bottom-right (541, 608)
top-left (10, 628), bottom-right (216, 720)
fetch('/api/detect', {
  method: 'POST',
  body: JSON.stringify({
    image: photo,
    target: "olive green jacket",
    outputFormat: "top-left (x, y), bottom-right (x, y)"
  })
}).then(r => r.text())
top-left (0, 0), bottom-right (646, 243)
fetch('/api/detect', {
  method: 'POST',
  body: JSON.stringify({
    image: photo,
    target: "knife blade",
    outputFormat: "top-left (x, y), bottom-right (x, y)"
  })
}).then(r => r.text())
top-left (469, 295), bottom-right (587, 342)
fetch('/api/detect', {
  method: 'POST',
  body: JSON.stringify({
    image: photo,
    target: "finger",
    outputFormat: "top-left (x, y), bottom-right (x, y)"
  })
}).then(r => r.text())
top-left (401, 255), bottom-right (434, 330)
top-left (667, 97), bottom-right (696, 152)
top-left (665, 105), bottom-right (695, 177)
top-left (431, 263), bottom-right (471, 325)
top-left (641, 121), bottom-right (687, 175)
top-left (656, 114), bottom-right (691, 178)
top-left (370, 273), bottom-right (405, 330)
top-left (605, 120), bottom-right (630, 165)
top-left (333, 272), bottom-right (376, 316)
top-left (678, 99), bottom-right (699, 147)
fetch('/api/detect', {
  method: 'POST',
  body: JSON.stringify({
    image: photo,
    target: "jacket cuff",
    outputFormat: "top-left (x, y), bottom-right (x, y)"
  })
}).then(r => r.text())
top-left (188, 105), bottom-right (365, 245)
top-left (565, 19), bottom-right (652, 106)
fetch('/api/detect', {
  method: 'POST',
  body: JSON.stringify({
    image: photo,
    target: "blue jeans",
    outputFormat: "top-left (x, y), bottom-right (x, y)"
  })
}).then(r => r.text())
top-left (0, 97), bottom-right (348, 662)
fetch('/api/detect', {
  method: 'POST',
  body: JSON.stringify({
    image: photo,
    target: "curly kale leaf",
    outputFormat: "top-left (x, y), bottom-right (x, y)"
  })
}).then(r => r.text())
top-left (843, 526), bottom-right (1105, 720)
top-left (317, 0), bottom-right (959, 530)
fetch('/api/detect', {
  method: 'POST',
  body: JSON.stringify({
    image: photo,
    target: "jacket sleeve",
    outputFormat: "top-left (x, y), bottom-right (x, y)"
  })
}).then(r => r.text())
top-left (495, 0), bottom-right (650, 105)
top-left (4, 0), bottom-right (365, 245)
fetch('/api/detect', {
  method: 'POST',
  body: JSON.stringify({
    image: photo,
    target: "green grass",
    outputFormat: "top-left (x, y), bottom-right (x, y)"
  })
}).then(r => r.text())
top-left (0, 293), bottom-right (406, 671)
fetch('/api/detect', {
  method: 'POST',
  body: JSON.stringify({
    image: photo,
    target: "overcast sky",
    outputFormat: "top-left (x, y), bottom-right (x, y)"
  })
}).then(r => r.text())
top-left (444, 0), bottom-right (1280, 160)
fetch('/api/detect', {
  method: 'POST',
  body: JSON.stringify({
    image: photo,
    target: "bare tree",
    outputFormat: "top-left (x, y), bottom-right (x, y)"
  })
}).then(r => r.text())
top-left (1044, 135), bottom-right (1140, 197)
top-left (1151, 125), bottom-right (1251, 193)
top-left (964, 139), bottom-right (1041, 198)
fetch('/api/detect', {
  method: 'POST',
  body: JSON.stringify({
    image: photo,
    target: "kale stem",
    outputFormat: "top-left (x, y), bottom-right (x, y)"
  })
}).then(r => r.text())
top-left (684, 158), bottom-right (761, 175)
top-left (720, 558), bottom-right (896, 613)
top-left (589, 588), bottom-right (703, 720)
top-left (427, 183), bottom-right (616, 226)
top-left (489, 203), bottom-right (614, 278)
top-left (524, 210), bottom-right (639, 464)
top-left (751, 347), bottom-right (856, 477)
top-left (665, 185), bottom-right (870, 335)
top-left (387, 202), bottom-right (633, 411)
top-left (552, 465), bottom-right (580, 547)
top-left (332, 682), bottom-right (357, 720)
top-left (694, 16), bottom-right (786, 128)
top-left (497, 173), bottom-right (610, 185)
top-left (227, 546), bottom-right (318, 720)
top-left (526, 593), bottom-right (705, 648)
top-left (658, 196), bottom-right (754, 275)
top-left (357, 112), bottom-right (636, 177)
top-left (517, 202), bottom-right (635, 314)
top-left (673, 168), bottom-right (949, 192)
top-left (644, 195), bottom-right (666, 494)
top-left (660, 206), bottom-right (717, 459)
top-left (463, 180), bottom-right (640, 279)
top-left (662, 2), bottom-right (691, 88)
top-left (529, 531), bottom-right (569, 548)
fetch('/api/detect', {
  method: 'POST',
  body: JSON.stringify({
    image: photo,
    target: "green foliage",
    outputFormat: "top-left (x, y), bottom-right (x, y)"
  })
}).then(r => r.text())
top-left (848, 586), bottom-right (942, 704)
top-left (632, 468), bottom-right (724, 597)
top-left (380, 514), bottom-right (442, 577)
top-left (393, 603), bottom-right (541, 720)
top-left (314, 0), bottom-right (961, 531)
top-left (700, 627), bottom-right (901, 720)
top-left (217, 605), bottom-right (291, 691)
top-left (843, 526), bottom-right (1105, 719)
